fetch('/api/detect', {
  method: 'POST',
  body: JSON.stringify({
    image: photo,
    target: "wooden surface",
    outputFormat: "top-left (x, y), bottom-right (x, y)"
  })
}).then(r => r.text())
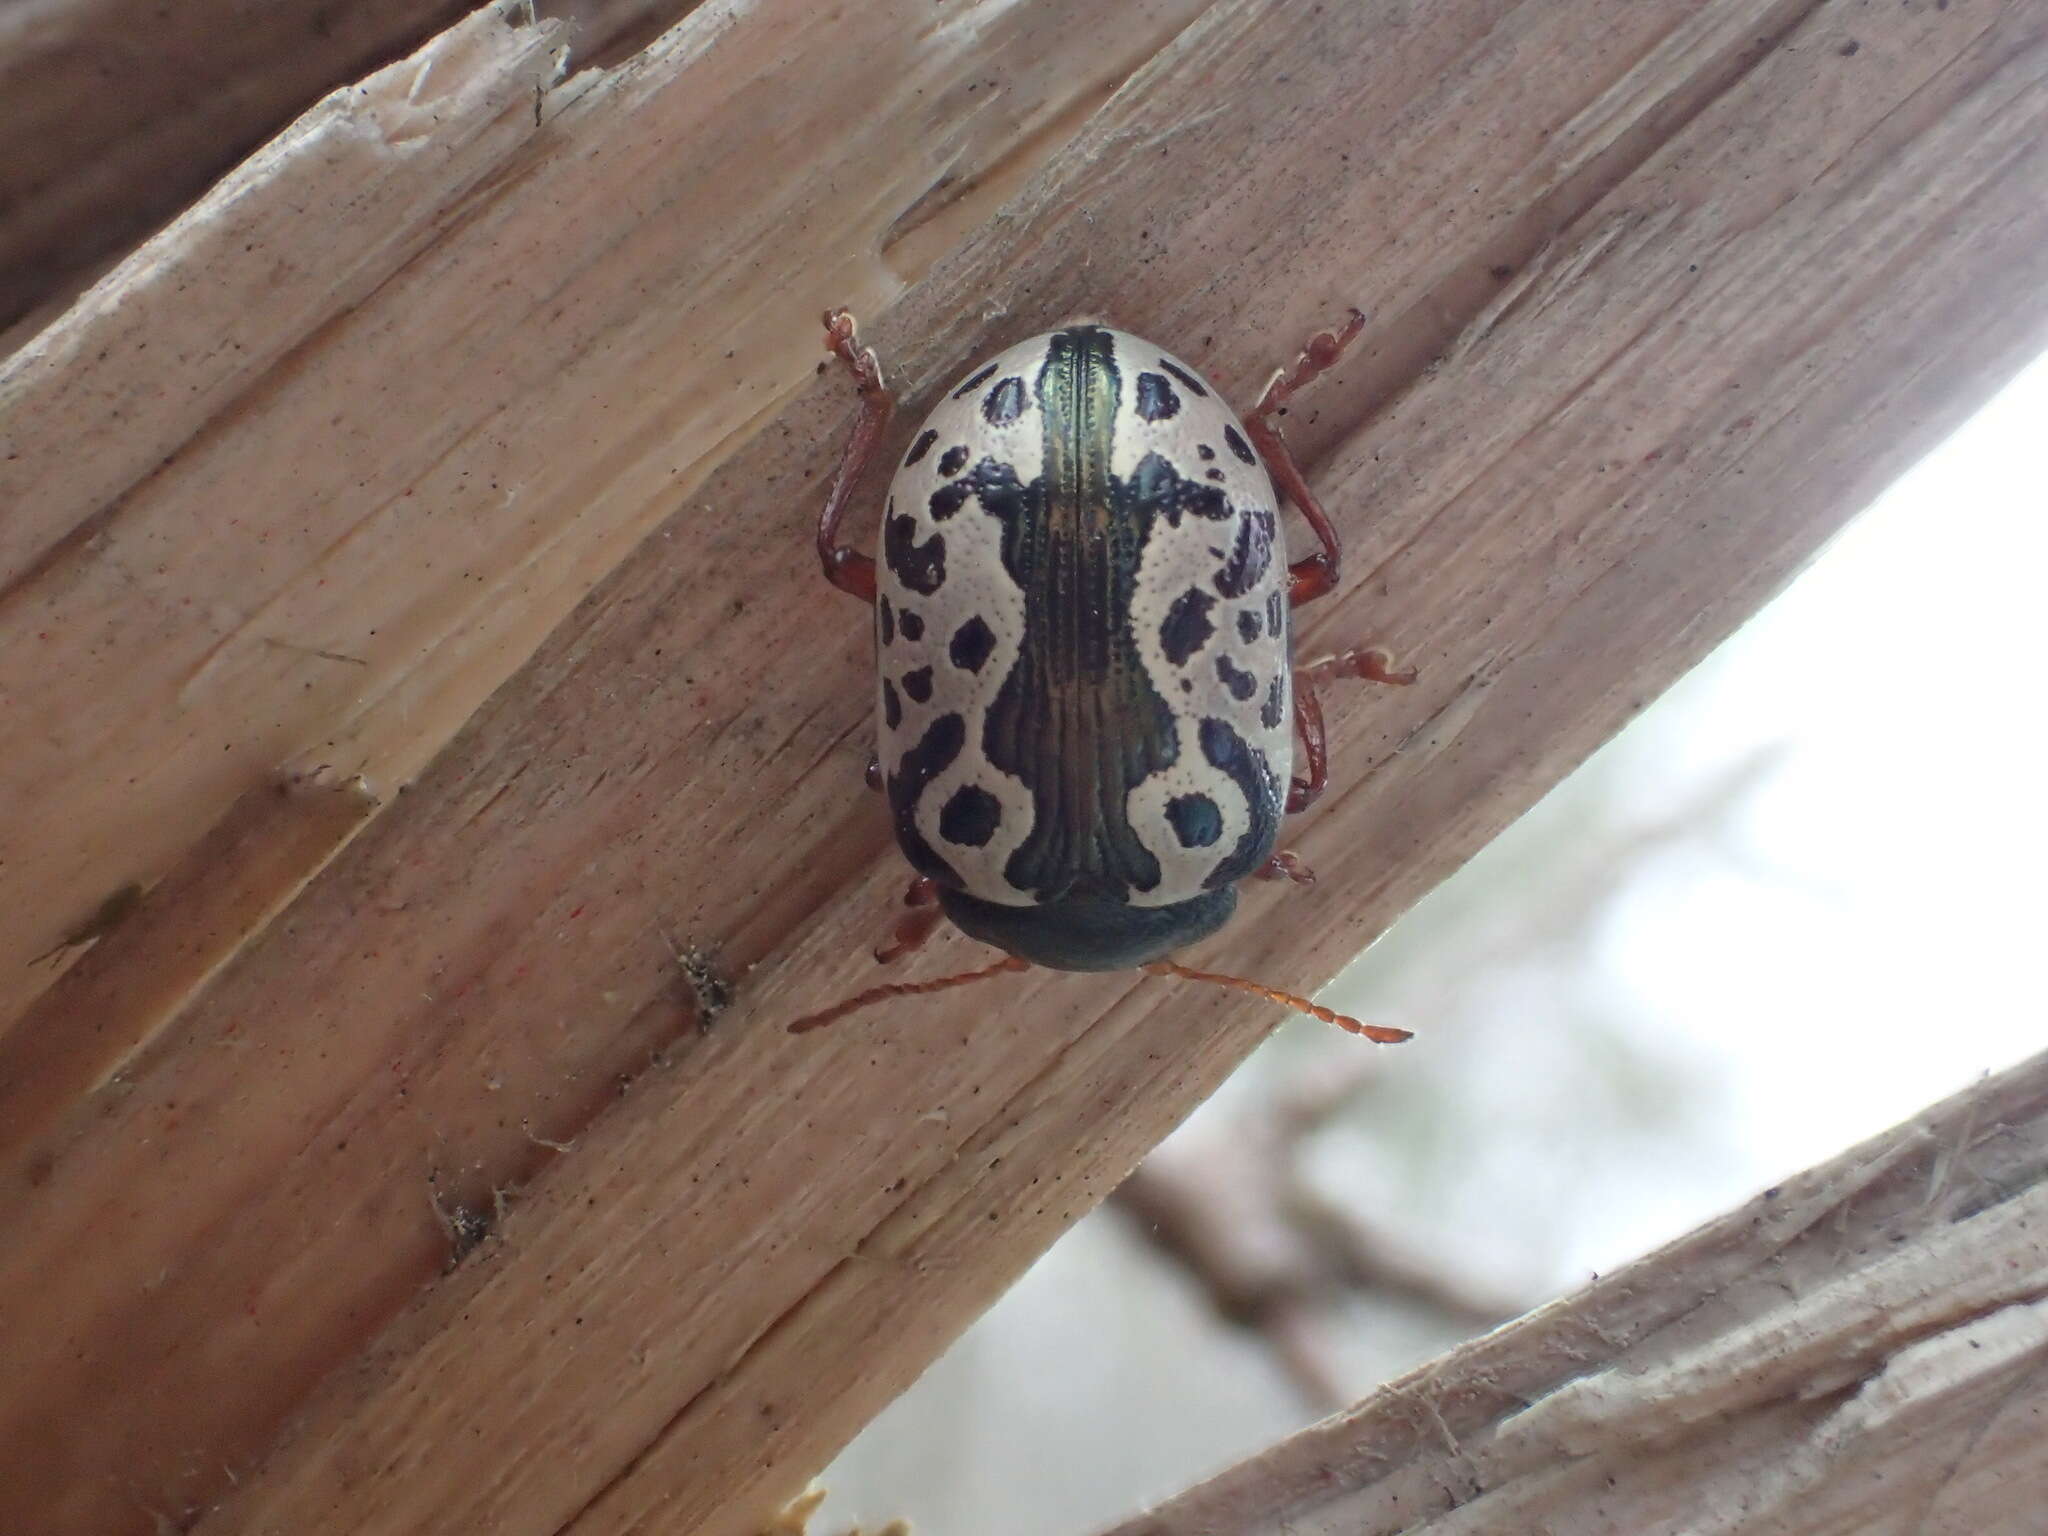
top-left (1104, 1049), bottom-right (2048, 1536)
top-left (4, 0), bottom-right (2046, 1533)
top-left (0, 0), bottom-right (708, 336)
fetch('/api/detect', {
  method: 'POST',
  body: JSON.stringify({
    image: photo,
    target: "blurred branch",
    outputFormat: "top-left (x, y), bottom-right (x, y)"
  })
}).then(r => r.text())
top-left (1111, 746), bottom-right (1787, 1409)
top-left (1105, 1050), bottom-right (2048, 1536)
top-left (1112, 1058), bottom-right (1526, 1412)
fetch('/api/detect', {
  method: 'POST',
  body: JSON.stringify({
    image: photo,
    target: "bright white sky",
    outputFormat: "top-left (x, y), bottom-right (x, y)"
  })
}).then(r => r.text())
top-left (1569, 344), bottom-right (2048, 1271)
top-left (1290, 348), bottom-right (2048, 1296)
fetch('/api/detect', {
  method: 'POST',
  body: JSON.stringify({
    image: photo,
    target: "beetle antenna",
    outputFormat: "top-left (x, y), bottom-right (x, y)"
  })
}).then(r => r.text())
top-left (789, 954), bottom-right (1030, 1034)
top-left (1141, 960), bottom-right (1411, 1043)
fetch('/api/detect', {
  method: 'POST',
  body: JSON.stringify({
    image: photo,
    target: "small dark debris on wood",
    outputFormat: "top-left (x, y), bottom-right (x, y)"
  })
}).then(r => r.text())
top-left (662, 930), bottom-right (733, 1031)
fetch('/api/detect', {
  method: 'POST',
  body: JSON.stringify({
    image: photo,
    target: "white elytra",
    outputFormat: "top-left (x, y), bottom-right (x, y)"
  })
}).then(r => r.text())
top-left (875, 326), bottom-right (1294, 908)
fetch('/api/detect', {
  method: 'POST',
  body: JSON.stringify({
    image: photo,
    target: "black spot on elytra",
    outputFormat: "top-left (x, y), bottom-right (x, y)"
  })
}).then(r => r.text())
top-left (885, 512), bottom-right (945, 595)
top-left (938, 444), bottom-right (969, 476)
top-left (929, 456), bottom-right (1028, 522)
top-left (879, 596), bottom-right (895, 645)
top-left (882, 679), bottom-right (902, 729)
top-left (888, 713), bottom-right (966, 883)
top-left (1198, 716), bottom-right (1281, 888)
top-left (983, 376), bottom-right (1026, 425)
top-left (950, 615), bottom-right (996, 672)
top-left (939, 784), bottom-right (1002, 847)
top-left (1158, 358), bottom-right (1209, 397)
top-left (952, 361), bottom-right (999, 399)
top-left (1261, 674), bottom-right (1286, 730)
top-left (1266, 589), bottom-right (1286, 635)
top-left (1205, 468), bottom-right (1224, 482)
top-left (904, 429), bottom-right (938, 467)
top-left (1224, 424), bottom-right (1258, 465)
top-left (1197, 443), bottom-right (1216, 461)
top-left (1215, 506), bottom-right (1276, 598)
top-left (1216, 654), bottom-right (1259, 701)
top-left (899, 609), bottom-right (925, 641)
top-left (1165, 793), bottom-right (1223, 849)
top-left (1135, 372), bottom-right (1181, 421)
top-left (1129, 451), bottom-right (1229, 526)
top-left (902, 666), bottom-right (934, 704)
top-left (1237, 610), bottom-right (1261, 643)
top-left (1160, 588), bottom-right (1217, 666)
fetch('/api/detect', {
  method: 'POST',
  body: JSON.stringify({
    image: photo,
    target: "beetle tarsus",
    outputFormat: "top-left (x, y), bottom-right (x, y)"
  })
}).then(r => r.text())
top-left (1256, 851), bottom-right (1316, 885)
top-left (1287, 645), bottom-right (1414, 813)
top-left (1255, 307), bottom-right (1368, 419)
top-left (1298, 646), bottom-right (1419, 692)
top-left (874, 902), bottom-right (946, 965)
top-left (873, 879), bottom-right (944, 964)
top-left (1244, 309), bottom-right (1369, 611)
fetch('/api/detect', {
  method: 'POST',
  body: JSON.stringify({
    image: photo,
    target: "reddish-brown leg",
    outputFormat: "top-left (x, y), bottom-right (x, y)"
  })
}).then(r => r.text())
top-left (1287, 647), bottom-right (1416, 813)
top-left (817, 308), bottom-right (894, 603)
top-left (1287, 672), bottom-right (1331, 813)
top-left (1256, 850), bottom-right (1317, 885)
top-left (874, 876), bottom-right (943, 964)
top-left (1297, 645), bottom-right (1419, 693)
top-left (1240, 308), bottom-right (1368, 609)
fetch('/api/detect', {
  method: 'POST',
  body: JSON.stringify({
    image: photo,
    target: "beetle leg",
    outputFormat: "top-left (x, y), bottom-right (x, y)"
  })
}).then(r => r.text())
top-left (1286, 669), bottom-right (1330, 813)
top-left (1286, 646), bottom-right (1416, 814)
top-left (1286, 646), bottom-right (1417, 814)
top-left (1255, 850), bottom-right (1316, 885)
top-left (874, 877), bottom-right (944, 964)
top-left (874, 905), bottom-right (946, 965)
top-left (1241, 308), bottom-right (1367, 609)
top-left (1297, 645), bottom-right (1419, 692)
top-left (817, 307), bottom-right (894, 603)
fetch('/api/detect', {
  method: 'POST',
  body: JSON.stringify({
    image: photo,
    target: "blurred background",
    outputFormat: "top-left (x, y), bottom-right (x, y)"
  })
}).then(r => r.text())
top-left (812, 350), bottom-right (2048, 1536)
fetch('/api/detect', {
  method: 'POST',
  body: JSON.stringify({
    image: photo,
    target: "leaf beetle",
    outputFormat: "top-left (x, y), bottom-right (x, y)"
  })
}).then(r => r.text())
top-left (793, 309), bottom-right (1413, 1040)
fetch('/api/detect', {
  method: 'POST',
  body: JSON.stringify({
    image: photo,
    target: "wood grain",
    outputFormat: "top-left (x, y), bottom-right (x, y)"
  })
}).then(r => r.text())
top-left (0, 0), bottom-right (1215, 1018)
top-left (0, 0), bottom-right (714, 336)
top-left (0, 770), bottom-right (381, 1167)
top-left (4, 0), bottom-right (2045, 1533)
top-left (1103, 1050), bottom-right (2048, 1535)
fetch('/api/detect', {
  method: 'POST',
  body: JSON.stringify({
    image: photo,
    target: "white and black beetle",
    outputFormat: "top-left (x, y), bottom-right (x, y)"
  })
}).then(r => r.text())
top-left (792, 309), bottom-right (1413, 1040)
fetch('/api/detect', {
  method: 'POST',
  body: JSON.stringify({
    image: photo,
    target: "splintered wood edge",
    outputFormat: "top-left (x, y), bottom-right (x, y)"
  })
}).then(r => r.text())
top-left (0, 0), bottom-right (1218, 1027)
top-left (0, 0), bottom-right (738, 342)
top-left (4, 1), bottom-right (2046, 1535)
top-left (1102, 1051), bottom-right (2048, 1536)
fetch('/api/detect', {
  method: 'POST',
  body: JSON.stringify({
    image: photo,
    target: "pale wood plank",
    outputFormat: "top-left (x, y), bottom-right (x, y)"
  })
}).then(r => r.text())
top-left (0, 0), bottom-right (1216, 1015)
top-left (4, 0), bottom-right (2045, 1534)
top-left (1102, 1051), bottom-right (2048, 1535)
top-left (0, 0), bottom-right (712, 336)
top-left (0, 0), bottom-right (474, 334)
top-left (0, 770), bottom-right (380, 1168)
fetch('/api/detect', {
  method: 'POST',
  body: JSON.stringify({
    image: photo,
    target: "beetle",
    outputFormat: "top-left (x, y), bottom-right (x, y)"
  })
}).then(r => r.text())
top-left (790, 308), bottom-right (1413, 1040)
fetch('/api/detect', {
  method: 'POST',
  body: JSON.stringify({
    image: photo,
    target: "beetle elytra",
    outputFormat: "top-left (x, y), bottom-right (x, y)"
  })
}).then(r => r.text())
top-left (792, 309), bottom-right (1414, 1040)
